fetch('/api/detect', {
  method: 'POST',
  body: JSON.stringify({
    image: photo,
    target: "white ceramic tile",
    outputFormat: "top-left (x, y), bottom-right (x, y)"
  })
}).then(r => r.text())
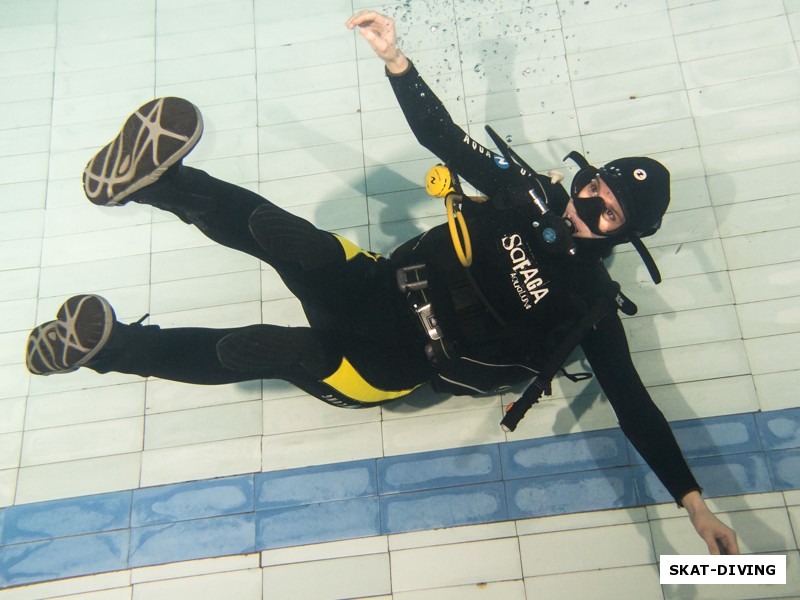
top-left (145, 378), bottom-right (262, 414)
top-left (651, 506), bottom-right (797, 556)
top-left (0, 467), bottom-right (17, 507)
top-left (0, 396), bottom-right (25, 433)
top-left (715, 195), bottom-right (800, 238)
top-left (0, 431), bottom-right (22, 470)
top-left (0, 179), bottom-right (48, 213)
top-left (0, 364), bottom-right (30, 400)
top-left (515, 507), bottom-right (647, 537)
top-left (15, 452), bottom-right (141, 504)
top-left (570, 37), bottom-right (678, 81)
top-left (388, 521), bottom-right (518, 552)
top-left (52, 68), bottom-right (153, 116)
top-left (58, 0), bottom-right (155, 23)
top-left (390, 538), bottom-right (522, 593)
top-left (25, 383), bottom-right (145, 429)
top-left (150, 245), bottom-right (260, 283)
top-left (149, 271), bottom-right (261, 315)
top-left (261, 422), bottom-right (383, 471)
top-left (56, 13), bottom-right (153, 48)
top-left (55, 38), bottom-right (155, 74)
top-left (676, 15), bottom-right (792, 62)
top-left (41, 225), bottom-right (151, 267)
top-left (687, 71), bottom-right (800, 117)
top-left (131, 554), bottom-right (260, 585)
top-left (381, 405), bottom-right (505, 457)
top-left (524, 565), bottom-right (662, 600)
top-left (786, 490), bottom-right (800, 506)
top-left (729, 262), bottom-right (800, 304)
top-left (395, 580), bottom-right (526, 600)
top-left (0, 22), bottom-right (54, 52)
top-left (680, 44), bottom-right (799, 90)
top-left (754, 370), bottom-right (800, 411)
top-left (20, 417), bottom-right (144, 466)
top-left (258, 87), bottom-right (360, 126)
top-left (132, 569), bottom-right (261, 600)
top-left (0, 269), bottom-right (39, 303)
top-left (723, 227), bottom-right (800, 271)
top-left (0, 572), bottom-right (132, 600)
top-left (0, 124), bottom-right (50, 157)
top-left (623, 305), bottom-right (742, 353)
top-left (139, 435), bottom-right (261, 487)
top-left (156, 24), bottom-right (254, 62)
top-left (155, 75), bottom-right (256, 108)
top-left (254, 0), bottom-right (353, 22)
top-left (262, 554), bottom-right (390, 600)
top-left (144, 400), bottom-right (262, 450)
top-left (695, 100), bottom-right (799, 146)
top-left (0, 299), bottom-right (38, 334)
top-left (745, 332), bottom-right (800, 375)
top-left (737, 297), bottom-right (800, 338)
top-left (155, 49), bottom-right (256, 87)
top-left (259, 140), bottom-right (364, 180)
top-left (0, 47), bottom-right (54, 78)
top-left (254, 12), bottom-right (355, 48)
top-left (262, 536), bottom-right (388, 567)
top-left (38, 254), bottom-right (151, 299)
top-left (262, 394), bottom-right (380, 436)
top-left (56, 588), bottom-right (132, 600)
top-left (519, 523), bottom-right (655, 577)
top-left (669, 0), bottom-right (786, 34)
top-left (0, 72), bottom-right (52, 103)
top-left (150, 300), bottom-right (263, 329)
top-left (632, 340), bottom-right (750, 388)
top-left (156, 0), bottom-right (253, 36)
top-left (649, 375), bottom-right (760, 421)
top-left (701, 131), bottom-right (800, 174)
top-left (0, 237), bottom-right (41, 271)
top-left (259, 61), bottom-right (358, 102)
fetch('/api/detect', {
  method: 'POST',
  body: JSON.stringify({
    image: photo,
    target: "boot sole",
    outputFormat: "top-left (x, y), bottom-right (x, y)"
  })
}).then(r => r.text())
top-left (82, 97), bottom-right (204, 207)
top-left (26, 295), bottom-right (116, 375)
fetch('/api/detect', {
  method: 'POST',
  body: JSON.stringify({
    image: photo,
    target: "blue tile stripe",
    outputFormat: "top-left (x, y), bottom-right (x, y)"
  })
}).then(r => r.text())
top-left (1, 407), bottom-right (799, 589)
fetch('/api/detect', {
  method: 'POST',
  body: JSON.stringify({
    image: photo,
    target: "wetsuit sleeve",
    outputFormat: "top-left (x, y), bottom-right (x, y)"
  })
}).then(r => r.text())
top-left (580, 312), bottom-right (701, 506)
top-left (386, 62), bottom-right (521, 199)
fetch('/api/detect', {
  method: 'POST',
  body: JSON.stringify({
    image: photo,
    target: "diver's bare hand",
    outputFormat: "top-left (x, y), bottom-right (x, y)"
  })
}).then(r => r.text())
top-left (346, 10), bottom-right (410, 74)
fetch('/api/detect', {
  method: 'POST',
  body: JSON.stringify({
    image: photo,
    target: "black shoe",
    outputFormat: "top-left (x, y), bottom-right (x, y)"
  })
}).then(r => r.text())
top-left (82, 97), bottom-right (203, 206)
top-left (26, 295), bottom-right (116, 375)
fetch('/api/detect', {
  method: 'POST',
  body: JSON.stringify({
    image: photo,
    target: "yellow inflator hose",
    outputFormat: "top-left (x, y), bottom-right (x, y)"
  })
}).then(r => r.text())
top-left (425, 164), bottom-right (473, 267)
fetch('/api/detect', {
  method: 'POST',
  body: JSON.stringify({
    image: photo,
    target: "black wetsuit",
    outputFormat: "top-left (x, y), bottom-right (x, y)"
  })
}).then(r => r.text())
top-left (89, 63), bottom-right (700, 504)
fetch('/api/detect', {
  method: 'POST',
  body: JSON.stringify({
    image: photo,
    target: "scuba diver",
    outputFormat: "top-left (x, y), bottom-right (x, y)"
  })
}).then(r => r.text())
top-left (25, 10), bottom-right (738, 555)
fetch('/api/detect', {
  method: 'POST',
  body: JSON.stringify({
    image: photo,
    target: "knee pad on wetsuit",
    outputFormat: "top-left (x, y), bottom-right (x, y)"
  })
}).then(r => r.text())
top-left (247, 204), bottom-right (344, 270)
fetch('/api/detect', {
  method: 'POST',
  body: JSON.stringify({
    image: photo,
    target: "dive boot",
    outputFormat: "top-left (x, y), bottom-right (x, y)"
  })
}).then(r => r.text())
top-left (82, 97), bottom-right (203, 206)
top-left (26, 295), bottom-right (116, 375)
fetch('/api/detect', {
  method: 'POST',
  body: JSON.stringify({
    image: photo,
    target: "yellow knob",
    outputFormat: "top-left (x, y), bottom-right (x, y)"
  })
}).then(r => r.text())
top-left (425, 164), bottom-right (454, 198)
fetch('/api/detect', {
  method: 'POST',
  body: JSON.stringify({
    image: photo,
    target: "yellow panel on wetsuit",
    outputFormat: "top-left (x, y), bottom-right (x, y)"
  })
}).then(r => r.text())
top-left (333, 234), bottom-right (379, 262)
top-left (323, 356), bottom-right (421, 403)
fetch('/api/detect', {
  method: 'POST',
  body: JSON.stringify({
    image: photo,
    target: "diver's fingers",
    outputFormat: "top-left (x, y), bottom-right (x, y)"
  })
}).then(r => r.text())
top-left (346, 10), bottom-right (390, 30)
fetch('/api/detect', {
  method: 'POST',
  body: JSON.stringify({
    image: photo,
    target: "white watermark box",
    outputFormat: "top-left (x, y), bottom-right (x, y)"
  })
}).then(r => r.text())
top-left (660, 555), bottom-right (786, 585)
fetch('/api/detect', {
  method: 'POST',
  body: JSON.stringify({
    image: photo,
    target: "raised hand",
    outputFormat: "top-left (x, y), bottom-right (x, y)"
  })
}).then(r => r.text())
top-left (346, 10), bottom-right (410, 74)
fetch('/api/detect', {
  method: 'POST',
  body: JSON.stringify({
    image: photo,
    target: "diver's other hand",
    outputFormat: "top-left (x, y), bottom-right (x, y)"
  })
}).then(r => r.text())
top-left (346, 10), bottom-right (409, 74)
top-left (682, 491), bottom-right (740, 555)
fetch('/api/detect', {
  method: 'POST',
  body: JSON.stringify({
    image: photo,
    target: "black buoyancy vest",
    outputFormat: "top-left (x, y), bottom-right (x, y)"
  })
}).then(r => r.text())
top-left (390, 199), bottom-right (621, 378)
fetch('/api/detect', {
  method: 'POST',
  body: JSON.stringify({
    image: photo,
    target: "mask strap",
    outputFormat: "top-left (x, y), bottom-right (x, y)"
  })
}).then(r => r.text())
top-left (563, 150), bottom-right (590, 170)
top-left (629, 235), bottom-right (662, 284)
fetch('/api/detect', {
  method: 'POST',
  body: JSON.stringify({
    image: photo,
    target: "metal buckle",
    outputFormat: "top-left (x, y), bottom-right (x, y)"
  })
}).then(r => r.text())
top-left (396, 264), bottom-right (443, 341)
top-left (396, 264), bottom-right (428, 292)
top-left (413, 302), bottom-right (443, 341)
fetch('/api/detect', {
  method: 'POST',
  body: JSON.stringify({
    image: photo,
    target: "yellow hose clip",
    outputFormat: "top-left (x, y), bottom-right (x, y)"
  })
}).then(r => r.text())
top-left (425, 164), bottom-right (473, 267)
